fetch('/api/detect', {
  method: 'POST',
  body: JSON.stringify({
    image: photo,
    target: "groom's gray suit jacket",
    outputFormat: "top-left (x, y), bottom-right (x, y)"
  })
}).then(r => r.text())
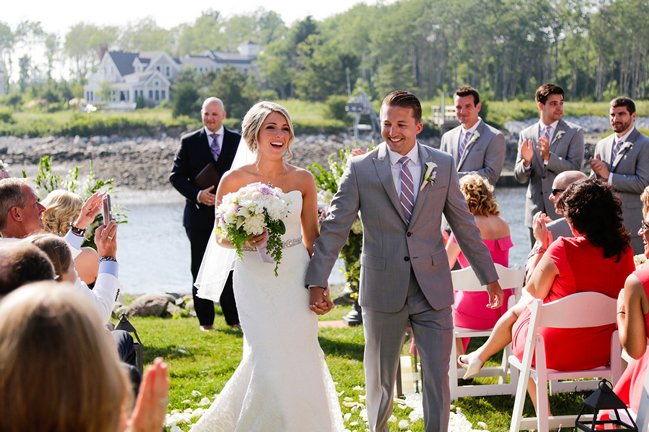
top-left (306, 142), bottom-right (498, 313)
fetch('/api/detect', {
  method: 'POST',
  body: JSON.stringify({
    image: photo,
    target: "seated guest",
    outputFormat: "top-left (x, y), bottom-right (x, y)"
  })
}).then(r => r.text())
top-left (42, 190), bottom-right (99, 285)
top-left (446, 174), bottom-right (513, 357)
top-left (458, 178), bottom-right (635, 413)
top-left (25, 234), bottom-right (77, 283)
top-left (0, 282), bottom-right (169, 432)
top-left (614, 185), bottom-right (649, 414)
top-left (0, 243), bottom-right (54, 294)
top-left (0, 178), bottom-right (120, 323)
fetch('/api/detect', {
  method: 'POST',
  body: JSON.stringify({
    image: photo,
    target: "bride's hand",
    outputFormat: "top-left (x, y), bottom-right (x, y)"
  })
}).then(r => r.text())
top-left (245, 230), bottom-right (268, 247)
top-left (309, 287), bottom-right (334, 315)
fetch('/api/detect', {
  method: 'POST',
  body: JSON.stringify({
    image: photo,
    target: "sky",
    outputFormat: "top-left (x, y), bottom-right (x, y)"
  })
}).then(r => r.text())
top-left (4, 0), bottom-right (390, 81)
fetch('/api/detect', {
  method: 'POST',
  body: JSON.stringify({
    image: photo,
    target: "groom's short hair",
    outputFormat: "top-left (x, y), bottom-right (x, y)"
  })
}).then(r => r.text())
top-left (455, 86), bottom-right (480, 105)
top-left (381, 91), bottom-right (422, 124)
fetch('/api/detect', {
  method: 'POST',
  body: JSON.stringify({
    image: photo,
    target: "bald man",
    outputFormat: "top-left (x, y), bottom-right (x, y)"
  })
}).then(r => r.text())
top-left (170, 97), bottom-right (241, 331)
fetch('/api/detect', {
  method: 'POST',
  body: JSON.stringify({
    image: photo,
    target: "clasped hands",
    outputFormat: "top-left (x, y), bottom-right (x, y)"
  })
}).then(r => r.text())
top-left (520, 136), bottom-right (550, 167)
top-left (532, 211), bottom-right (554, 250)
top-left (309, 286), bottom-right (334, 315)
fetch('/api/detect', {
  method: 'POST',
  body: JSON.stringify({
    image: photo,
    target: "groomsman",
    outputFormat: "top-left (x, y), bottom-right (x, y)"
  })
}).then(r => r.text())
top-left (590, 97), bottom-right (649, 254)
top-left (439, 86), bottom-right (505, 186)
top-left (514, 84), bottom-right (584, 247)
top-left (170, 98), bottom-right (240, 331)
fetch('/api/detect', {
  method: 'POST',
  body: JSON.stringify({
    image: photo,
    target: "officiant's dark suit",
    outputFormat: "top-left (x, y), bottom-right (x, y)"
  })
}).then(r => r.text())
top-left (170, 98), bottom-right (240, 329)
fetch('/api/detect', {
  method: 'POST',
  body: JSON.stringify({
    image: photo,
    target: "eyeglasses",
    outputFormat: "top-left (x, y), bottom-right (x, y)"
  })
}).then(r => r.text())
top-left (641, 219), bottom-right (649, 233)
top-left (551, 188), bottom-right (565, 196)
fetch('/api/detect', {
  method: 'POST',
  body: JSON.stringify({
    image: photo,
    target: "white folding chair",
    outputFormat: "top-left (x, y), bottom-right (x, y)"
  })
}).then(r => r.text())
top-left (509, 292), bottom-right (623, 432)
top-left (449, 263), bottom-right (525, 400)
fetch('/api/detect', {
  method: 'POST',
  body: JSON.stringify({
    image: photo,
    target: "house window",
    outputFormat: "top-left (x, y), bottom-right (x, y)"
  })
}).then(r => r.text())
top-left (156, 66), bottom-right (161, 72)
top-left (154, 81), bottom-right (159, 86)
top-left (155, 90), bottom-right (159, 101)
top-left (161, 90), bottom-right (166, 100)
top-left (120, 91), bottom-right (126, 101)
top-left (166, 66), bottom-right (170, 77)
top-left (149, 90), bottom-right (153, 99)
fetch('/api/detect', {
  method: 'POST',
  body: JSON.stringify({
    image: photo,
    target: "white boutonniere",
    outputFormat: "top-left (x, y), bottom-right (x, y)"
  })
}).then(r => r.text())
top-left (466, 131), bottom-right (480, 148)
top-left (622, 142), bottom-right (634, 154)
top-left (420, 162), bottom-right (437, 191)
top-left (550, 130), bottom-right (565, 146)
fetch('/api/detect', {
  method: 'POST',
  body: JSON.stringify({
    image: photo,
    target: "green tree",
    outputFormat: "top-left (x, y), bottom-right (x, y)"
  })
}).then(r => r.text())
top-left (98, 81), bottom-right (114, 102)
top-left (18, 55), bottom-right (30, 93)
top-left (64, 23), bottom-right (95, 82)
top-left (174, 9), bottom-right (224, 55)
top-left (119, 17), bottom-right (172, 51)
top-left (210, 65), bottom-right (259, 119)
top-left (172, 81), bottom-right (201, 118)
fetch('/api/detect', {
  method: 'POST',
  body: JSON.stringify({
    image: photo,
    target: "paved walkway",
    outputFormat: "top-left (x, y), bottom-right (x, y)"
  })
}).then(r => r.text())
top-left (318, 320), bottom-right (351, 328)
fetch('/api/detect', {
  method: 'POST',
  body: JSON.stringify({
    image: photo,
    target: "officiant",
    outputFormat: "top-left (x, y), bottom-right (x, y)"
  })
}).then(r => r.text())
top-left (170, 97), bottom-right (241, 331)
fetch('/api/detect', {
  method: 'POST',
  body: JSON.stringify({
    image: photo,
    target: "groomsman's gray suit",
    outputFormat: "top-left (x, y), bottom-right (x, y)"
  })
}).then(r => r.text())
top-left (439, 119), bottom-right (506, 186)
top-left (591, 128), bottom-right (649, 254)
top-left (514, 120), bottom-right (584, 231)
top-left (306, 142), bottom-right (498, 432)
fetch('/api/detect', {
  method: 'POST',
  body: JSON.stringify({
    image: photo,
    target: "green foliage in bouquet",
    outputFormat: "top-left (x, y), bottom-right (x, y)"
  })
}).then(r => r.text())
top-left (23, 156), bottom-right (128, 248)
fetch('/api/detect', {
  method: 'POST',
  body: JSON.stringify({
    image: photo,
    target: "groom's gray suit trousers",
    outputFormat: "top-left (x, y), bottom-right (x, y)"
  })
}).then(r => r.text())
top-left (362, 268), bottom-right (453, 432)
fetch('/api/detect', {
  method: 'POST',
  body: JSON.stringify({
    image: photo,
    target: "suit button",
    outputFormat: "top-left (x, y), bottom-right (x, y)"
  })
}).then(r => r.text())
top-left (407, 232), bottom-right (412, 237)
top-left (542, 176), bottom-right (546, 179)
top-left (404, 257), bottom-right (410, 262)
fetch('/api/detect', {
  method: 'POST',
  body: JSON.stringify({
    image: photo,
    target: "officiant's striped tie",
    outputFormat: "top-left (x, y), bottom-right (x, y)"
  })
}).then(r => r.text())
top-left (399, 156), bottom-right (414, 222)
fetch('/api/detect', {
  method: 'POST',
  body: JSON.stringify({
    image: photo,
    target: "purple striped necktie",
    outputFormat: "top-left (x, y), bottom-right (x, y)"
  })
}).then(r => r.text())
top-left (611, 138), bottom-right (623, 162)
top-left (210, 133), bottom-right (221, 160)
top-left (543, 125), bottom-right (551, 142)
top-left (399, 156), bottom-right (415, 222)
top-left (458, 131), bottom-right (471, 163)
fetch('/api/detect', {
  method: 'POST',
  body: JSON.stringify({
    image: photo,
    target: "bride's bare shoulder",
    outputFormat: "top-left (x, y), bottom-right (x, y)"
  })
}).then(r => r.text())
top-left (220, 168), bottom-right (257, 194)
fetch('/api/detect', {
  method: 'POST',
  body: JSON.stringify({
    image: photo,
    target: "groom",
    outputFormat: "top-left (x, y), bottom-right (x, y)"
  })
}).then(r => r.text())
top-left (306, 91), bottom-right (502, 431)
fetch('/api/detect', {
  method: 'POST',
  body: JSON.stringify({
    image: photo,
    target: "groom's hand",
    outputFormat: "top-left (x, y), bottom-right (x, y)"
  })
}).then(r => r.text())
top-left (309, 286), bottom-right (334, 315)
top-left (485, 281), bottom-right (504, 309)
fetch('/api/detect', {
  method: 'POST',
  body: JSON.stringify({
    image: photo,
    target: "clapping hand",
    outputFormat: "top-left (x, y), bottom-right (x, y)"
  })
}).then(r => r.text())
top-left (75, 191), bottom-right (105, 230)
top-left (125, 357), bottom-right (170, 432)
top-left (537, 136), bottom-right (550, 162)
top-left (589, 154), bottom-right (610, 179)
top-left (520, 139), bottom-right (534, 167)
top-left (532, 212), bottom-right (552, 244)
top-left (309, 286), bottom-right (334, 315)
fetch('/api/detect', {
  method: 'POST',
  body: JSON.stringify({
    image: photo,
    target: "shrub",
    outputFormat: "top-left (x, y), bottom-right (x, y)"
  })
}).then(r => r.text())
top-left (259, 90), bottom-right (279, 101)
top-left (324, 95), bottom-right (349, 122)
top-left (0, 109), bottom-right (14, 124)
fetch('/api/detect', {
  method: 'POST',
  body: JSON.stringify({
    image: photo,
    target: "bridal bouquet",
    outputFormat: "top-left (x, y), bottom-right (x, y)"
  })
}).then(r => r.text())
top-left (215, 182), bottom-right (291, 275)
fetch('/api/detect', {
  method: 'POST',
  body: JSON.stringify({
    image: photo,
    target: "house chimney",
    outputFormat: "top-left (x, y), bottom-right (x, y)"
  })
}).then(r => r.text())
top-left (99, 44), bottom-right (108, 61)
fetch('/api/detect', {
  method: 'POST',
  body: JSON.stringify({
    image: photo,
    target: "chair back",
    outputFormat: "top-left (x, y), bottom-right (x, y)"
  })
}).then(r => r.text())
top-left (451, 263), bottom-right (524, 293)
top-left (533, 292), bottom-right (617, 329)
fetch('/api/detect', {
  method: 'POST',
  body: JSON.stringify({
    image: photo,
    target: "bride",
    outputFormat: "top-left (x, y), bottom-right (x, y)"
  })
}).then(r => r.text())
top-left (192, 101), bottom-right (344, 431)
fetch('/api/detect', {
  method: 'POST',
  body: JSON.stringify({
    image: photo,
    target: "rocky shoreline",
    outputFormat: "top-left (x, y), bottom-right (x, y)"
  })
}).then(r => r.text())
top-left (0, 128), bottom-right (603, 191)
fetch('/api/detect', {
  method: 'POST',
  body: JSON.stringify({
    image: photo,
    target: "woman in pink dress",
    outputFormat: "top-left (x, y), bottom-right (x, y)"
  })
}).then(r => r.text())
top-left (458, 178), bottom-right (634, 413)
top-left (614, 186), bottom-right (649, 415)
top-left (446, 174), bottom-right (513, 357)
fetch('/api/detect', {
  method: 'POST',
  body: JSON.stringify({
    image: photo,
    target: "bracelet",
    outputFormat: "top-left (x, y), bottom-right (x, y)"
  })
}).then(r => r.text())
top-left (69, 222), bottom-right (87, 236)
top-left (99, 256), bottom-right (117, 263)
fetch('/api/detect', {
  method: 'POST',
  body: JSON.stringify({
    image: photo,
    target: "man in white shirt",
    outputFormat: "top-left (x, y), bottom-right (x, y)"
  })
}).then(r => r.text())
top-left (514, 84), bottom-right (584, 247)
top-left (0, 178), bottom-right (120, 323)
top-left (439, 86), bottom-right (505, 186)
top-left (590, 97), bottom-right (649, 254)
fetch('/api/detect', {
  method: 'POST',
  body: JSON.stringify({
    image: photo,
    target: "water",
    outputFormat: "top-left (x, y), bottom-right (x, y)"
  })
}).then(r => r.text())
top-left (115, 187), bottom-right (528, 294)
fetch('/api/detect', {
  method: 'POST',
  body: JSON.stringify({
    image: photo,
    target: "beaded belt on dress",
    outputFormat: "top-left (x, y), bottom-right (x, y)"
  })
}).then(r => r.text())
top-left (242, 237), bottom-right (302, 252)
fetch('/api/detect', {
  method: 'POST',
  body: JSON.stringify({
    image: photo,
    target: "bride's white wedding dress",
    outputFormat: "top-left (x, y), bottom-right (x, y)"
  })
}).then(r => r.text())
top-left (192, 190), bottom-right (344, 432)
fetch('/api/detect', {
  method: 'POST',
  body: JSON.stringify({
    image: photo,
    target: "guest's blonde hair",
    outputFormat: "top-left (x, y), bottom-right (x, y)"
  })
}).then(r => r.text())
top-left (41, 190), bottom-right (83, 236)
top-left (0, 283), bottom-right (130, 432)
top-left (641, 185), bottom-right (649, 218)
top-left (24, 234), bottom-right (72, 281)
top-left (460, 174), bottom-right (500, 217)
top-left (241, 101), bottom-right (295, 161)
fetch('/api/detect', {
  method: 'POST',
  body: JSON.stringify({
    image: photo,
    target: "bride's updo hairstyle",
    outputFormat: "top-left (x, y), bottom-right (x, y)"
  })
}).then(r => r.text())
top-left (242, 101), bottom-right (295, 161)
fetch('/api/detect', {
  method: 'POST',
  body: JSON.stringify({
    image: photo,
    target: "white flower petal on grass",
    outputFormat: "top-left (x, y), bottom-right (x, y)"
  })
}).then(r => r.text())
top-left (353, 385), bottom-right (364, 391)
top-left (338, 390), bottom-right (345, 396)
top-left (343, 402), bottom-right (357, 408)
top-left (191, 408), bottom-right (205, 419)
top-left (198, 397), bottom-right (211, 406)
top-left (359, 395), bottom-right (366, 402)
top-left (350, 421), bottom-right (359, 426)
top-left (344, 397), bottom-right (354, 402)
top-left (388, 415), bottom-right (397, 423)
top-left (191, 390), bottom-right (201, 398)
top-left (181, 399), bottom-right (191, 404)
top-left (398, 419), bottom-right (410, 429)
top-left (344, 413), bottom-right (352, 422)
top-left (184, 408), bottom-right (193, 414)
top-left (359, 409), bottom-right (367, 421)
top-left (170, 426), bottom-right (183, 432)
top-left (170, 409), bottom-right (179, 414)
top-left (477, 421), bottom-right (488, 429)
top-left (178, 349), bottom-right (187, 354)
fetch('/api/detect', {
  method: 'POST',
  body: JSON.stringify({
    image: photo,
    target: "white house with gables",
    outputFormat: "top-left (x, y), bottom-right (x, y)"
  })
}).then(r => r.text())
top-left (84, 42), bottom-right (260, 111)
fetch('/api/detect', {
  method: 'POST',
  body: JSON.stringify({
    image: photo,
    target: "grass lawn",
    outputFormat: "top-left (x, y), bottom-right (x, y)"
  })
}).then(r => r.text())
top-left (130, 306), bottom-right (592, 431)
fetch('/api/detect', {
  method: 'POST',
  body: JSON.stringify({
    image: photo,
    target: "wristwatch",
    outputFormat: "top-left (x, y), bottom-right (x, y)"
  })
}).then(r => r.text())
top-left (69, 223), bottom-right (87, 236)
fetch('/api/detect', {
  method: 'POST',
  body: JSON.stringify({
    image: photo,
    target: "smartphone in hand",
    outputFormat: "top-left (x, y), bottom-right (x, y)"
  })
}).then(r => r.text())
top-left (102, 194), bottom-right (113, 224)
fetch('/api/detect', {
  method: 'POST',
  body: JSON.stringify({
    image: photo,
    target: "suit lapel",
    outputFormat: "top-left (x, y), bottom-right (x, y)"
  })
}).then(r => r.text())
top-left (452, 127), bottom-right (462, 165)
top-left (612, 128), bottom-right (639, 172)
top-left (374, 144), bottom-right (408, 225)
top-left (458, 121), bottom-right (484, 170)
top-left (215, 127), bottom-right (239, 173)
top-left (532, 122), bottom-right (544, 172)
top-left (408, 143), bottom-right (431, 228)
top-left (551, 120), bottom-right (566, 148)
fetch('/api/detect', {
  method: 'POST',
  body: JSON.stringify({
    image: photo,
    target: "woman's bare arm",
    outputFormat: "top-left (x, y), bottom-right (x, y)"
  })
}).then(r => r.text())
top-left (618, 275), bottom-right (649, 359)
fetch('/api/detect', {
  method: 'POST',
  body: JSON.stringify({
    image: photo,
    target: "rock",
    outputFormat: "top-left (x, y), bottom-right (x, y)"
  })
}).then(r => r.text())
top-left (166, 302), bottom-right (182, 316)
top-left (175, 297), bottom-right (186, 307)
top-left (126, 292), bottom-right (175, 317)
top-left (89, 136), bottom-right (101, 145)
top-left (185, 300), bottom-right (194, 310)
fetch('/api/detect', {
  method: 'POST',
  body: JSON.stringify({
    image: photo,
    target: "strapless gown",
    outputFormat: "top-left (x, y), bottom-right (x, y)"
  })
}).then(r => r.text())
top-left (192, 190), bottom-right (344, 432)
